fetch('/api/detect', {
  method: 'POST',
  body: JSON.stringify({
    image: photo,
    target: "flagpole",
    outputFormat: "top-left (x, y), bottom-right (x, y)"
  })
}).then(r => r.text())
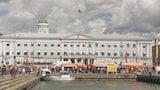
top-left (78, 9), bottom-right (82, 37)
top-left (1, 41), bottom-right (4, 66)
top-left (155, 38), bottom-right (159, 65)
top-left (13, 33), bottom-right (16, 66)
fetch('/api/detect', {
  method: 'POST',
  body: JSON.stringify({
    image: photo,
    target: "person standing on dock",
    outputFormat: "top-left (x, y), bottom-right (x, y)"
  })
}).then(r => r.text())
top-left (9, 65), bottom-right (17, 78)
top-left (1, 65), bottom-right (6, 78)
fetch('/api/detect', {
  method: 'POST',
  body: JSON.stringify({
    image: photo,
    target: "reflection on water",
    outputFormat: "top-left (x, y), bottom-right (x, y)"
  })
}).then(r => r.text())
top-left (31, 80), bottom-right (160, 90)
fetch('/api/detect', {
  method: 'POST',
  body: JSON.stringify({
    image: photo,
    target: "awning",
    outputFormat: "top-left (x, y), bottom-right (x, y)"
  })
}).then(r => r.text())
top-left (61, 62), bottom-right (77, 68)
top-left (76, 62), bottom-right (87, 68)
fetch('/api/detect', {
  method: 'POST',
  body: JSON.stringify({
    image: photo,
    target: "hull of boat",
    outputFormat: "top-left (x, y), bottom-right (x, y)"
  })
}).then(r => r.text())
top-left (51, 76), bottom-right (75, 81)
top-left (41, 76), bottom-right (52, 81)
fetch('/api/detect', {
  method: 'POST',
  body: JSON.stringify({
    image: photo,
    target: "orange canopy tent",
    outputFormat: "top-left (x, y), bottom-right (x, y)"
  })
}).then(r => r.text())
top-left (61, 62), bottom-right (77, 68)
top-left (92, 62), bottom-right (107, 67)
top-left (76, 62), bottom-right (87, 68)
top-left (123, 62), bottom-right (143, 67)
top-left (106, 62), bottom-right (118, 66)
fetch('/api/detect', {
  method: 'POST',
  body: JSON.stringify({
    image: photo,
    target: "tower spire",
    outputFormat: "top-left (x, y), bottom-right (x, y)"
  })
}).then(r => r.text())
top-left (38, 17), bottom-right (49, 33)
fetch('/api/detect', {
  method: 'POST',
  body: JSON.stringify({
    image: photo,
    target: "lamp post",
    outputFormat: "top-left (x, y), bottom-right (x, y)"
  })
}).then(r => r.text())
top-left (120, 42), bottom-right (123, 64)
top-left (1, 41), bottom-right (4, 66)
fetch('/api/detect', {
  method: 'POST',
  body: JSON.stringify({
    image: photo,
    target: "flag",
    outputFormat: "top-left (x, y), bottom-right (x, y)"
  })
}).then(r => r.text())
top-left (125, 51), bottom-right (128, 63)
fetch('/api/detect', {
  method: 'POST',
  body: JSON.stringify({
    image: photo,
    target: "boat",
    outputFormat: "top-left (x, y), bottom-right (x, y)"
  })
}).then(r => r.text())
top-left (51, 71), bottom-right (75, 81)
top-left (40, 68), bottom-right (52, 81)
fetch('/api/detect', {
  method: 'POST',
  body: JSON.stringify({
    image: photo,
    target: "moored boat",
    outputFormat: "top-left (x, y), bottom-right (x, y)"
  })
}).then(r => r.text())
top-left (51, 71), bottom-right (75, 81)
top-left (40, 68), bottom-right (52, 81)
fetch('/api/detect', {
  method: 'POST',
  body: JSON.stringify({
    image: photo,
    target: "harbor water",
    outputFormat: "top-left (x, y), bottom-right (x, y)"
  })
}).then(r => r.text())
top-left (31, 80), bottom-right (160, 90)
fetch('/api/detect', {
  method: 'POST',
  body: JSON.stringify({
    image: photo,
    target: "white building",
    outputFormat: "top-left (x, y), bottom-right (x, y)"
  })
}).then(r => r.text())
top-left (0, 20), bottom-right (154, 66)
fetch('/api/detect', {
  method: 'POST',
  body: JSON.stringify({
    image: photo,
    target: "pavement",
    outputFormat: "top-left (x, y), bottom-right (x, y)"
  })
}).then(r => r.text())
top-left (0, 73), bottom-right (34, 82)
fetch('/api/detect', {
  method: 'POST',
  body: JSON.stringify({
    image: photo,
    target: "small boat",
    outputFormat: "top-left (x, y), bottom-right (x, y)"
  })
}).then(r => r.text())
top-left (40, 68), bottom-right (52, 81)
top-left (51, 71), bottom-right (75, 81)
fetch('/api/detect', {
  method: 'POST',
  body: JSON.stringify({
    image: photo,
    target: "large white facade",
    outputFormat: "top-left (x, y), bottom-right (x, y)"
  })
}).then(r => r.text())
top-left (0, 33), bottom-right (153, 66)
top-left (0, 20), bottom-right (154, 66)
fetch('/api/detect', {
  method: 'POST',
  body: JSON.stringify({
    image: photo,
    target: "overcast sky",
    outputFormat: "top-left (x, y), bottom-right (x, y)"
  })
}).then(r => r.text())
top-left (0, 0), bottom-right (160, 37)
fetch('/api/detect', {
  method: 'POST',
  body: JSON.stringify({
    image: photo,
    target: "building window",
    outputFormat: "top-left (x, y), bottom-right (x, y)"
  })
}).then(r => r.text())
top-left (77, 44), bottom-right (80, 47)
top-left (24, 52), bottom-right (28, 55)
top-left (101, 45), bottom-right (104, 47)
top-left (108, 45), bottom-right (111, 47)
top-left (82, 52), bottom-right (85, 55)
top-left (101, 52), bottom-right (105, 56)
top-left (127, 44), bottom-right (129, 47)
top-left (31, 44), bottom-right (34, 46)
top-left (114, 45), bottom-right (117, 47)
top-left (24, 44), bottom-right (27, 46)
top-left (17, 44), bottom-right (21, 46)
top-left (64, 52), bottom-right (67, 55)
top-left (143, 53), bottom-right (146, 57)
top-left (133, 53), bottom-right (136, 57)
top-left (38, 44), bottom-right (41, 46)
top-left (64, 58), bottom-right (68, 61)
top-left (17, 52), bottom-right (20, 55)
top-left (6, 44), bottom-right (10, 46)
top-left (6, 52), bottom-right (9, 55)
top-left (71, 45), bottom-right (73, 47)
top-left (51, 52), bottom-right (54, 55)
top-left (143, 45), bottom-right (146, 48)
top-left (83, 45), bottom-right (85, 47)
top-left (64, 44), bottom-right (67, 47)
top-left (57, 44), bottom-right (60, 47)
top-left (88, 44), bottom-right (92, 47)
top-left (95, 52), bottom-right (98, 56)
top-left (51, 44), bottom-right (54, 47)
top-left (95, 43), bottom-right (98, 47)
top-left (44, 52), bottom-right (47, 55)
top-left (57, 52), bottom-right (60, 55)
top-left (114, 53), bottom-right (117, 56)
top-left (44, 44), bottom-right (47, 47)
top-left (108, 53), bottom-right (111, 56)
top-left (133, 44), bottom-right (136, 48)
top-left (120, 45), bottom-right (123, 48)
top-left (37, 52), bottom-right (41, 55)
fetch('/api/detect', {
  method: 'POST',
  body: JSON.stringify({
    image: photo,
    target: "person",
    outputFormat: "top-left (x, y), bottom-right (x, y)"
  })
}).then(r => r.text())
top-left (10, 65), bottom-right (17, 78)
top-left (149, 71), bottom-right (152, 76)
top-left (22, 67), bottom-right (25, 74)
top-left (37, 68), bottom-right (41, 76)
top-left (1, 65), bottom-right (6, 78)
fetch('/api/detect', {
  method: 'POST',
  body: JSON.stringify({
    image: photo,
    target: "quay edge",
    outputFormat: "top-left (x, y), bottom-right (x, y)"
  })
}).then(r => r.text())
top-left (6, 77), bottom-right (40, 90)
top-left (137, 75), bottom-right (160, 84)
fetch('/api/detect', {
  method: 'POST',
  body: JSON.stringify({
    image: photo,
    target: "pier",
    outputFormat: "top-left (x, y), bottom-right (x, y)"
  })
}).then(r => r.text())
top-left (137, 75), bottom-right (160, 84)
top-left (0, 74), bottom-right (40, 90)
top-left (71, 73), bottom-right (136, 81)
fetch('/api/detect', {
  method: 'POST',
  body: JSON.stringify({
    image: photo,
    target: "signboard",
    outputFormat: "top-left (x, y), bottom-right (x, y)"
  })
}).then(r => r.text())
top-left (107, 66), bottom-right (117, 72)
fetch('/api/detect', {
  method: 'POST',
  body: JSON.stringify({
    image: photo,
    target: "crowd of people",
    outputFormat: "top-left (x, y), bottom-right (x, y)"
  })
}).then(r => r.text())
top-left (0, 64), bottom-right (157, 79)
top-left (50, 65), bottom-right (156, 76)
top-left (0, 64), bottom-right (35, 78)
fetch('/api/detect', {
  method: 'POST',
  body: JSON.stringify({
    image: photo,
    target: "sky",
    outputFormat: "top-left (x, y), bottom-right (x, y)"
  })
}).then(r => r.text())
top-left (0, 0), bottom-right (160, 38)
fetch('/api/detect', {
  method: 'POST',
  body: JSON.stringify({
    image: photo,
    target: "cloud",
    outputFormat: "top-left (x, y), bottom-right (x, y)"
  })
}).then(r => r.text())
top-left (0, 0), bottom-right (160, 38)
top-left (88, 19), bottom-right (106, 34)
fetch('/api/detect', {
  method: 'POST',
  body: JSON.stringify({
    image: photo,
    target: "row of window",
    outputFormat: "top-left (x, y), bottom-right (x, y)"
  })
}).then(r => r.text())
top-left (5, 43), bottom-right (147, 48)
top-left (5, 52), bottom-right (147, 57)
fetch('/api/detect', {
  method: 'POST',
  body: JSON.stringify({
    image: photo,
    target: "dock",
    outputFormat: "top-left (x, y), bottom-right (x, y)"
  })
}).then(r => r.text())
top-left (137, 75), bottom-right (160, 84)
top-left (0, 74), bottom-right (40, 90)
top-left (71, 73), bottom-right (137, 81)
